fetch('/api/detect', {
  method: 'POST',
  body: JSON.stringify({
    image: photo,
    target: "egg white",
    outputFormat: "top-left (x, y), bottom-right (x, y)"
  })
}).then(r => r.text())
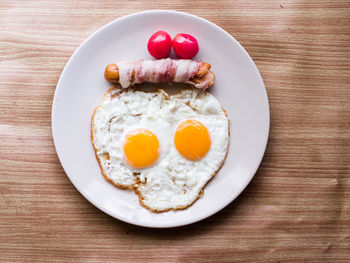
top-left (91, 88), bottom-right (229, 211)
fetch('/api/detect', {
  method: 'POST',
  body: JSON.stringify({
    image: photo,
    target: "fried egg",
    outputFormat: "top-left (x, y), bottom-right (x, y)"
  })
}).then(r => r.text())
top-left (91, 88), bottom-right (229, 212)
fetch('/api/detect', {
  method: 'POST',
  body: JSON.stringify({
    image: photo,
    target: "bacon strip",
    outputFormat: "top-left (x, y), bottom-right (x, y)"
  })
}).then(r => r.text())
top-left (104, 59), bottom-right (215, 90)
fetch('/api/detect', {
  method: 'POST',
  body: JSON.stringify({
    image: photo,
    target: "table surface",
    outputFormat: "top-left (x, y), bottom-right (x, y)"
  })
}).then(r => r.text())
top-left (1, 1), bottom-right (349, 262)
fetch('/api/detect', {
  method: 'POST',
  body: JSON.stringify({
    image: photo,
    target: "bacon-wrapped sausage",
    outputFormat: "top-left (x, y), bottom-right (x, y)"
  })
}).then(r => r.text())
top-left (104, 59), bottom-right (215, 90)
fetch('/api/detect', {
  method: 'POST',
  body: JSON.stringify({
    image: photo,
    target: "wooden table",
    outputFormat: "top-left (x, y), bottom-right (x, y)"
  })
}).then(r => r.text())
top-left (1, 1), bottom-right (349, 262)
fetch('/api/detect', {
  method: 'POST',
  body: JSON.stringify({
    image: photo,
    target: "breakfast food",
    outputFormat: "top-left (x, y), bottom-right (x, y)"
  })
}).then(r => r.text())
top-left (104, 59), bottom-right (215, 90)
top-left (147, 31), bottom-right (199, 59)
top-left (172, 33), bottom-right (199, 59)
top-left (91, 87), bottom-right (229, 212)
top-left (147, 30), bottom-right (172, 59)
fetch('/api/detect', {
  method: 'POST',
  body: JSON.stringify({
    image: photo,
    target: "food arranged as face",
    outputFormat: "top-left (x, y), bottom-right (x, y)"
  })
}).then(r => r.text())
top-left (92, 30), bottom-right (228, 212)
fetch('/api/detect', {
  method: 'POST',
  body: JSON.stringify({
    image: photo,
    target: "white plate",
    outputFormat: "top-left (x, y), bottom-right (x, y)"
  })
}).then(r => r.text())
top-left (52, 10), bottom-right (269, 228)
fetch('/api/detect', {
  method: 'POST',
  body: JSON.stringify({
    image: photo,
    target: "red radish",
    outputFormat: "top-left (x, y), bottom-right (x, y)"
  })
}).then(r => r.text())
top-left (147, 31), bottom-right (172, 59)
top-left (172, 33), bottom-right (199, 59)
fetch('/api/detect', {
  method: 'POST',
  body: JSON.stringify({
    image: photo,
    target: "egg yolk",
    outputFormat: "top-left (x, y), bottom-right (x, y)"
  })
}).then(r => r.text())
top-left (174, 120), bottom-right (211, 161)
top-left (123, 129), bottom-right (160, 169)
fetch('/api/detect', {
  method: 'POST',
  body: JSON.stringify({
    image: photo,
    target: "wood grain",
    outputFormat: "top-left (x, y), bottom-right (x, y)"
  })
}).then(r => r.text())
top-left (0, 0), bottom-right (349, 262)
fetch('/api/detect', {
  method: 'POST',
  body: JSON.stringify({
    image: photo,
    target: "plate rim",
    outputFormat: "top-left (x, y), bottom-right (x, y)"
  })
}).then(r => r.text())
top-left (52, 10), bottom-right (270, 228)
